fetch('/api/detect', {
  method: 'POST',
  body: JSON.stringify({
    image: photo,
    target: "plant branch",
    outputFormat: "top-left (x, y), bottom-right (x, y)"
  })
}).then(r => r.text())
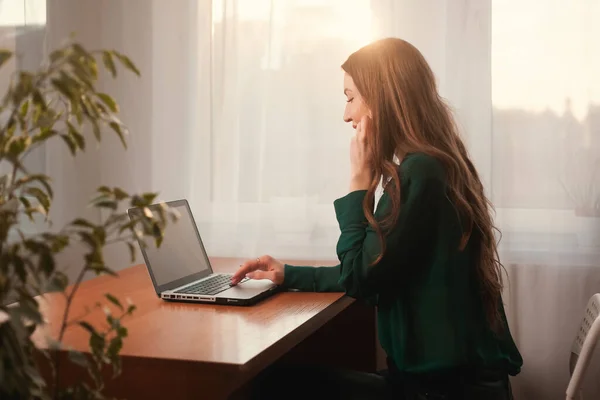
top-left (53, 264), bottom-right (88, 399)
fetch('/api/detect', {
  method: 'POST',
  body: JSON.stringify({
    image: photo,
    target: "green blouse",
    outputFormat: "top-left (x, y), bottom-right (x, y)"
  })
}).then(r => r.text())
top-left (282, 153), bottom-right (523, 375)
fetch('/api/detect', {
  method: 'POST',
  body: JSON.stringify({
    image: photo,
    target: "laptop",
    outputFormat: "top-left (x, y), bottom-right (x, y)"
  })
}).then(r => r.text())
top-left (127, 199), bottom-right (279, 306)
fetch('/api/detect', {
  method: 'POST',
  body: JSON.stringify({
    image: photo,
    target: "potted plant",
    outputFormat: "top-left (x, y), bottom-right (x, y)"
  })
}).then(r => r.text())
top-left (0, 40), bottom-right (176, 399)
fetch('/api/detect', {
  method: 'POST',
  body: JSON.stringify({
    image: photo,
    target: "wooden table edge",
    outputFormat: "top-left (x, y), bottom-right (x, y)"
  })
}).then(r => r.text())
top-left (42, 294), bottom-right (355, 374)
top-left (236, 294), bottom-right (355, 377)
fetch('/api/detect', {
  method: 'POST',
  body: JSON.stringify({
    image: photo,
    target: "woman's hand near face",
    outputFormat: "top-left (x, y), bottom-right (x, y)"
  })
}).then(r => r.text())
top-left (349, 115), bottom-right (374, 192)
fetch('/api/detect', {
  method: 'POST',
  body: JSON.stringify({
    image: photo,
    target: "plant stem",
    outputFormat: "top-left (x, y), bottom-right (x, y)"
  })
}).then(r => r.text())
top-left (53, 264), bottom-right (88, 399)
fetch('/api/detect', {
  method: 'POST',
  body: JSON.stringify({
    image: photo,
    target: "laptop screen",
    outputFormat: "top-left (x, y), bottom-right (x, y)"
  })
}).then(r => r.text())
top-left (132, 201), bottom-right (212, 288)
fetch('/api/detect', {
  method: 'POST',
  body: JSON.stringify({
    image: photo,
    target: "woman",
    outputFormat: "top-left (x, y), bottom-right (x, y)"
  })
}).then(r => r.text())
top-left (232, 38), bottom-right (522, 400)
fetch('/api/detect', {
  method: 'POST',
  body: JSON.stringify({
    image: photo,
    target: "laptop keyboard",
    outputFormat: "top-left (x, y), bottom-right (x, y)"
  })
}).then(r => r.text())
top-left (175, 274), bottom-right (247, 296)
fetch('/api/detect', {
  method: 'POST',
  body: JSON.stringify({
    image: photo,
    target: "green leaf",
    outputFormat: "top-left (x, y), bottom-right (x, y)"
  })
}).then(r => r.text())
top-left (91, 119), bottom-right (101, 142)
top-left (130, 193), bottom-right (159, 207)
top-left (86, 54), bottom-right (99, 80)
top-left (31, 89), bottom-right (47, 112)
top-left (109, 121), bottom-right (127, 148)
top-left (79, 231), bottom-right (99, 248)
top-left (12, 254), bottom-right (26, 282)
top-left (97, 92), bottom-right (118, 113)
top-left (70, 60), bottom-right (94, 90)
top-left (0, 49), bottom-right (12, 68)
top-left (94, 200), bottom-right (118, 210)
top-left (48, 234), bottom-right (69, 252)
top-left (60, 133), bottom-right (77, 155)
top-left (93, 227), bottom-right (106, 245)
top-left (106, 336), bottom-right (123, 376)
top-left (46, 271), bottom-right (69, 292)
top-left (19, 99), bottom-right (29, 118)
top-left (25, 186), bottom-right (51, 212)
top-left (38, 250), bottom-right (55, 276)
top-left (80, 94), bottom-right (99, 119)
top-left (114, 51), bottom-right (141, 76)
top-left (50, 78), bottom-right (75, 102)
top-left (19, 195), bottom-right (31, 209)
top-left (17, 100), bottom-right (30, 131)
top-left (106, 335), bottom-right (123, 358)
top-left (113, 187), bottom-right (129, 200)
top-left (117, 325), bottom-right (128, 338)
top-left (126, 304), bottom-right (136, 315)
top-left (94, 104), bottom-right (109, 122)
top-left (102, 51), bottom-right (117, 78)
top-left (70, 43), bottom-right (96, 80)
top-left (72, 43), bottom-right (92, 61)
top-left (127, 242), bottom-right (136, 263)
top-left (78, 321), bottom-right (98, 335)
top-left (72, 99), bottom-right (83, 125)
top-left (97, 186), bottom-right (112, 195)
top-left (89, 331), bottom-right (106, 361)
top-left (25, 205), bottom-right (47, 219)
top-left (15, 174), bottom-right (53, 199)
top-left (71, 218), bottom-right (96, 229)
top-left (5, 115), bottom-right (16, 136)
top-left (58, 70), bottom-right (81, 95)
top-left (32, 128), bottom-right (58, 144)
top-left (23, 239), bottom-right (49, 254)
top-left (6, 136), bottom-right (32, 157)
top-left (68, 350), bottom-right (88, 367)
top-left (49, 48), bottom-right (66, 63)
top-left (67, 121), bottom-right (85, 150)
top-left (13, 72), bottom-right (33, 106)
top-left (105, 293), bottom-right (123, 311)
top-left (17, 297), bottom-right (43, 324)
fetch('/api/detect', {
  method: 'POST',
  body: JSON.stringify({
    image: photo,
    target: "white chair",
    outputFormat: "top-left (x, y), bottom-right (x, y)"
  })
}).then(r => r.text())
top-left (567, 293), bottom-right (600, 400)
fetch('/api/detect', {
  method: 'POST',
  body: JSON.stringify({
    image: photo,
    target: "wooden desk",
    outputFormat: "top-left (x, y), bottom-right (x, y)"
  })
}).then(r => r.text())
top-left (36, 258), bottom-right (376, 399)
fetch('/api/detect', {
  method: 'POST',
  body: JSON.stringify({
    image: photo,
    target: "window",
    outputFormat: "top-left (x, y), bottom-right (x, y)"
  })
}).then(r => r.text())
top-left (491, 0), bottom-right (600, 263)
top-left (0, 0), bottom-right (47, 237)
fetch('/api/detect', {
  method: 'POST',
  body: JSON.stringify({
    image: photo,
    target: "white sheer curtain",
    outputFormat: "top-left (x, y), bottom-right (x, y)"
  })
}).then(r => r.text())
top-left (196, 0), bottom-right (369, 259)
top-left (492, 0), bottom-right (600, 266)
top-left (491, 1), bottom-right (600, 399)
top-left (0, 0), bottom-right (46, 193)
top-left (38, 0), bottom-right (600, 398)
top-left (191, 0), bottom-right (492, 261)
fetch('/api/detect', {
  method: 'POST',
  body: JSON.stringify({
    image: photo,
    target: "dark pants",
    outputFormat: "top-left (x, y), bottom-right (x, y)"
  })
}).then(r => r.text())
top-left (250, 360), bottom-right (513, 400)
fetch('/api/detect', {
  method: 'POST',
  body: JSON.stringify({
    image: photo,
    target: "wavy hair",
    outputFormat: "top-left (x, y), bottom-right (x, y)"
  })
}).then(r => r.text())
top-left (342, 38), bottom-right (504, 332)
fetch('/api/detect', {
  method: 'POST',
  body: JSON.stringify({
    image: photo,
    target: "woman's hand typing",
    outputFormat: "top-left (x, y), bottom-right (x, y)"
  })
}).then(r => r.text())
top-left (231, 255), bottom-right (285, 285)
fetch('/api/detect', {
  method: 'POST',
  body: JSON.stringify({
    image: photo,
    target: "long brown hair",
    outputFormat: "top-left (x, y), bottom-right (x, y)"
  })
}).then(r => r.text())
top-left (342, 38), bottom-right (504, 332)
